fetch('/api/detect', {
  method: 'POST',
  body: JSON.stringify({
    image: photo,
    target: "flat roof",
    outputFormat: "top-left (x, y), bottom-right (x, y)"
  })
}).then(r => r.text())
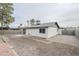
top-left (22, 22), bottom-right (60, 29)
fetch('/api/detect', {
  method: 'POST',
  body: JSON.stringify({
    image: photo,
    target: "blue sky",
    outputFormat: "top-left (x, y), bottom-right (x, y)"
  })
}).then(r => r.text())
top-left (10, 3), bottom-right (79, 27)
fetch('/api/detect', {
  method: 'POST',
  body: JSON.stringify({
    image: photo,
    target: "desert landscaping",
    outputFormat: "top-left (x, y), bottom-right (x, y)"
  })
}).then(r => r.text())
top-left (0, 34), bottom-right (79, 56)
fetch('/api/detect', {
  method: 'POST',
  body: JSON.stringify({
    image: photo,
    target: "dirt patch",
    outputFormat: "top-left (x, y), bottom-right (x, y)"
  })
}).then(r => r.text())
top-left (0, 37), bottom-right (17, 56)
top-left (3, 35), bottom-right (79, 56)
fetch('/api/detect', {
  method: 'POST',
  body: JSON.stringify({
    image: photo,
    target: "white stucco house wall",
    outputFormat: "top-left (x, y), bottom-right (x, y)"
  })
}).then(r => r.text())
top-left (58, 28), bottom-right (64, 35)
top-left (23, 22), bottom-right (60, 38)
top-left (75, 28), bottom-right (79, 38)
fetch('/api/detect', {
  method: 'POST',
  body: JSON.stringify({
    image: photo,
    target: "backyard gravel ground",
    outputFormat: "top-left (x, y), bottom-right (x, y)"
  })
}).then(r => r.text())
top-left (0, 36), bottom-right (17, 56)
top-left (2, 35), bottom-right (79, 56)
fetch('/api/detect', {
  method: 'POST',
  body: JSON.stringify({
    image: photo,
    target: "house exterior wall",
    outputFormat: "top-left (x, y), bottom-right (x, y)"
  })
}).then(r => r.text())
top-left (25, 27), bottom-right (58, 38)
top-left (75, 29), bottom-right (79, 38)
top-left (58, 29), bottom-right (63, 35)
top-left (48, 27), bottom-right (58, 38)
top-left (26, 28), bottom-right (48, 38)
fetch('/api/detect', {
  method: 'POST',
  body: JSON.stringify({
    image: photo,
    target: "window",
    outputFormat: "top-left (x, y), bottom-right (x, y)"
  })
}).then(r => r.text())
top-left (39, 28), bottom-right (45, 34)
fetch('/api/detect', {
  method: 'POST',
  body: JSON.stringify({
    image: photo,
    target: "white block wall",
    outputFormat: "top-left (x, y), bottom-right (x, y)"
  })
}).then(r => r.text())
top-left (75, 29), bottom-right (79, 38)
top-left (58, 29), bottom-right (63, 35)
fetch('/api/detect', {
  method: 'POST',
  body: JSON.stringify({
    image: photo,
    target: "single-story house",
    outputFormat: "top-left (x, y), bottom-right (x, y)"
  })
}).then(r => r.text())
top-left (22, 22), bottom-right (60, 38)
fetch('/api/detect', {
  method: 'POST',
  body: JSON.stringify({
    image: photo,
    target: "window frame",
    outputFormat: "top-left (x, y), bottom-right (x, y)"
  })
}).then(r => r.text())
top-left (39, 28), bottom-right (46, 34)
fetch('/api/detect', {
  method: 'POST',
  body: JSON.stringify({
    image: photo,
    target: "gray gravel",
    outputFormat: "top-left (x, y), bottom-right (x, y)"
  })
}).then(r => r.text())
top-left (3, 35), bottom-right (79, 56)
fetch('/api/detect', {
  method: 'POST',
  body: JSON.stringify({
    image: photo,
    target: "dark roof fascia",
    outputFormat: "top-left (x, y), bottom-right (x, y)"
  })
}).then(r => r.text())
top-left (55, 22), bottom-right (60, 28)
